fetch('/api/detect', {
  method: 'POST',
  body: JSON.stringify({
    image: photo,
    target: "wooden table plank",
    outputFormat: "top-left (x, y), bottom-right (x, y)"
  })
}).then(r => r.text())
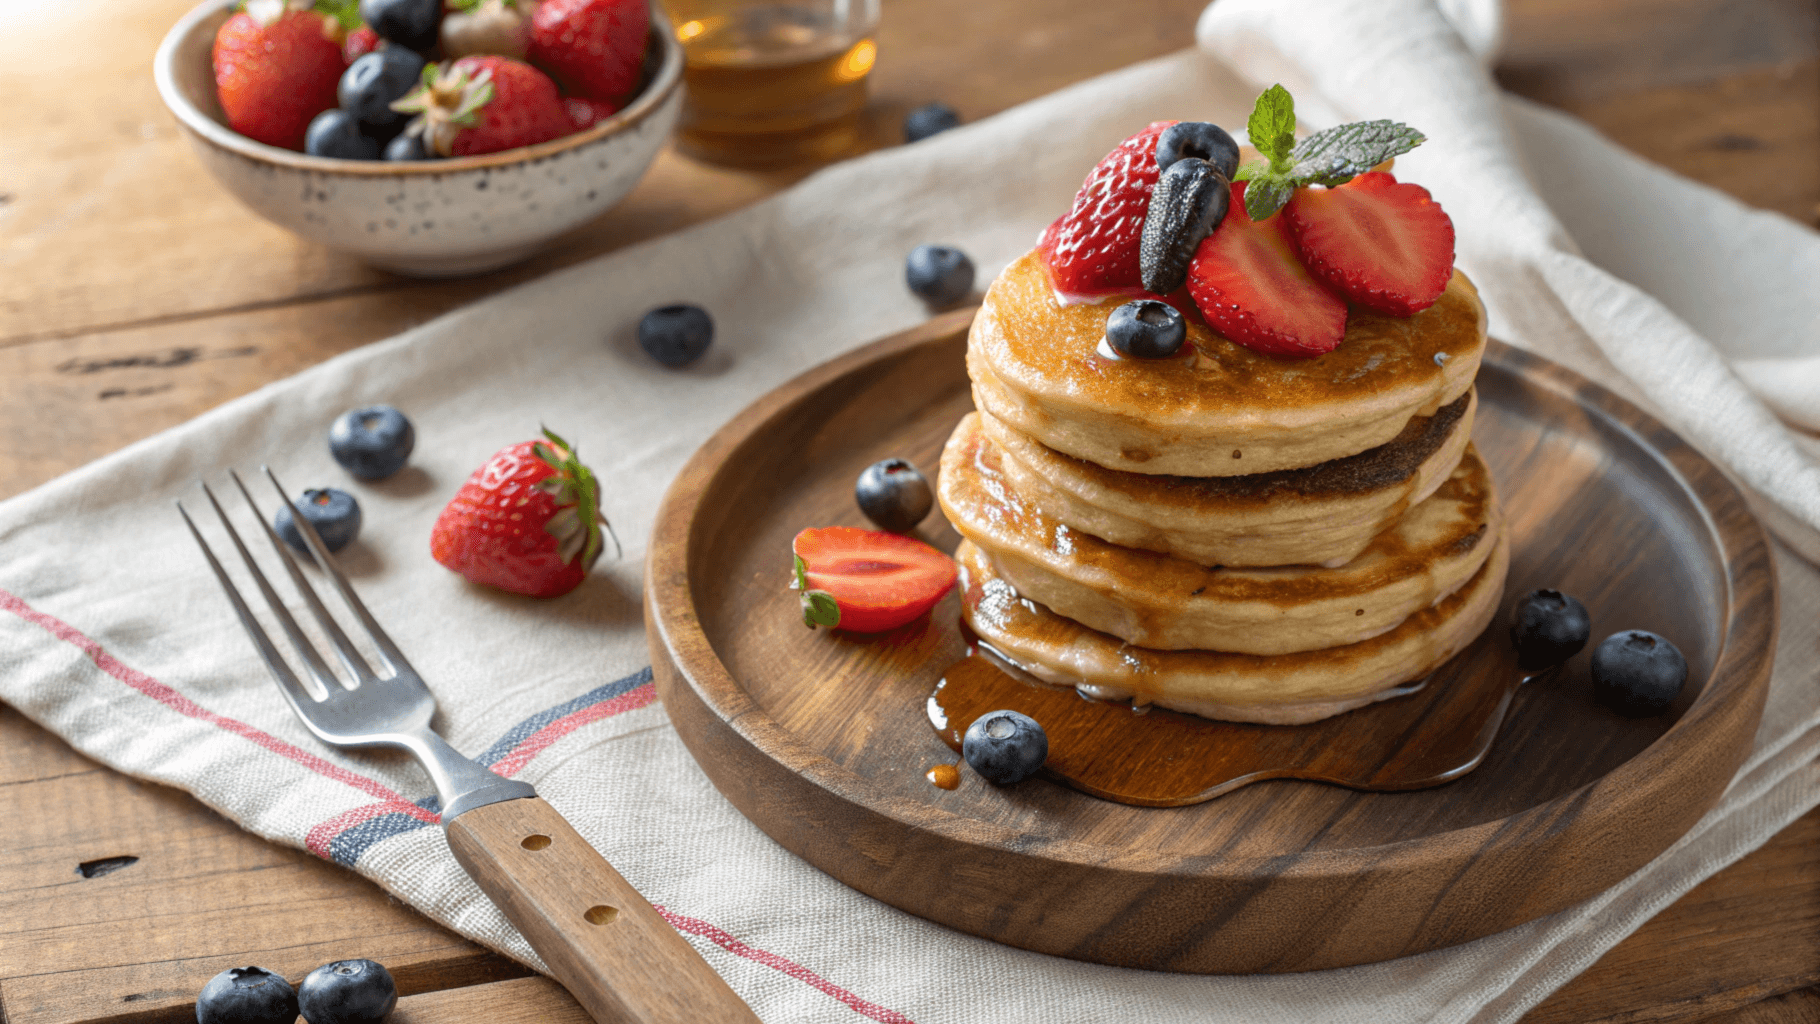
top-left (2, 0), bottom-right (1816, 1021)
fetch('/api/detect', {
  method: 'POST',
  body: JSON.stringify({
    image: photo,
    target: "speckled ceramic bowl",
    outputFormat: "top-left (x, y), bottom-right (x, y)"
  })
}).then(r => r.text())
top-left (154, 0), bottom-right (683, 276)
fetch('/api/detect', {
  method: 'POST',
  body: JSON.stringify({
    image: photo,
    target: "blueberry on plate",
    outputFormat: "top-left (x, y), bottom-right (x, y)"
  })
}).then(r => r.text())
top-left (383, 132), bottom-right (433, 161)
top-left (1105, 299), bottom-right (1186, 359)
top-left (637, 304), bottom-right (714, 367)
top-left (340, 48), bottom-right (426, 126)
top-left (855, 458), bottom-right (932, 533)
top-left (963, 709), bottom-right (1048, 786)
top-left (297, 959), bottom-right (396, 1024)
top-left (196, 965), bottom-right (298, 1024)
top-left (305, 109), bottom-right (380, 160)
top-left (1509, 588), bottom-right (1591, 670)
top-left (905, 244), bottom-right (974, 307)
top-left (329, 405), bottom-right (416, 479)
top-left (1591, 630), bottom-right (1688, 717)
top-left (1155, 120), bottom-right (1240, 180)
top-left (275, 488), bottom-right (363, 554)
top-left (359, 0), bottom-right (441, 52)
top-left (903, 102), bottom-right (961, 143)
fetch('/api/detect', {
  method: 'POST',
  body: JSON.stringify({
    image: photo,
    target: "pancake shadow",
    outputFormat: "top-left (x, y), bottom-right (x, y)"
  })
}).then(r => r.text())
top-left (362, 466), bottom-right (437, 499)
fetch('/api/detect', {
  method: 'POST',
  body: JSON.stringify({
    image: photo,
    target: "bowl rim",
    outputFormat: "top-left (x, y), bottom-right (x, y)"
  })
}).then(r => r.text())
top-left (153, 0), bottom-right (683, 176)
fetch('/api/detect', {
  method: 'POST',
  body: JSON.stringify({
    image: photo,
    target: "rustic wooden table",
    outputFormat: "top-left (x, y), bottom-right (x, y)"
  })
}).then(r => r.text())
top-left (2, 0), bottom-right (1815, 1021)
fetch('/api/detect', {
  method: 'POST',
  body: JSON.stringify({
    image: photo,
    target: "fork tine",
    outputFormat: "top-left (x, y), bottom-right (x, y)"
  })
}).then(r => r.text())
top-left (199, 483), bottom-right (346, 701)
top-left (178, 499), bottom-right (325, 714)
top-left (230, 471), bottom-right (379, 686)
top-left (263, 466), bottom-right (418, 680)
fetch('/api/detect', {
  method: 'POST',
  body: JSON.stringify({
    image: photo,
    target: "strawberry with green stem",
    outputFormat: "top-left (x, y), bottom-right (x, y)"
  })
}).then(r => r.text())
top-left (440, 0), bottom-right (538, 59)
top-left (791, 527), bottom-right (958, 633)
top-left (430, 427), bottom-right (621, 598)
top-left (391, 55), bottom-right (571, 156)
top-left (213, 0), bottom-right (357, 150)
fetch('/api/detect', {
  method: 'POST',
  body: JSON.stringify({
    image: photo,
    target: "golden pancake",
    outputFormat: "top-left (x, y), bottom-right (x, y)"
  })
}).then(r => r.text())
top-left (956, 531), bottom-right (1509, 725)
top-left (939, 414), bottom-right (1501, 655)
top-left (968, 250), bottom-right (1487, 477)
top-left (982, 389), bottom-right (1474, 568)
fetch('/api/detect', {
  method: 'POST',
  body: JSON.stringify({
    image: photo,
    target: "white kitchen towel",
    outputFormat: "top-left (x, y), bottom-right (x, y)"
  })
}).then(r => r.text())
top-left (3, 4), bottom-right (1817, 1024)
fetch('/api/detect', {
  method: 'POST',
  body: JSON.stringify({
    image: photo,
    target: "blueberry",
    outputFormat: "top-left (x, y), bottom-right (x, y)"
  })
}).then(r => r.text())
top-left (636, 304), bottom-right (714, 367)
top-left (905, 245), bottom-right (974, 307)
top-left (1591, 630), bottom-right (1688, 717)
top-left (963, 709), bottom-right (1048, 786)
top-left (196, 966), bottom-right (298, 1024)
top-left (297, 959), bottom-right (396, 1024)
top-left (1509, 588), bottom-right (1591, 670)
top-left (1155, 121), bottom-right (1240, 180)
top-left (383, 132), bottom-right (433, 161)
top-left (305, 109), bottom-right (380, 160)
top-left (1105, 299), bottom-right (1186, 359)
top-left (275, 489), bottom-right (362, 554)
top-left (328, 405), bottom-right (415, 479)
top-left (855, 458), bottom-right (932, 533)
top-left (903, 102), bottom-right (961, 143)
top-left (340, 48), bottom-right (425, 126)
top-left (359, 0), bottom-right (441, 52)
top-left (1138, 157), bottom-right (1230, 294)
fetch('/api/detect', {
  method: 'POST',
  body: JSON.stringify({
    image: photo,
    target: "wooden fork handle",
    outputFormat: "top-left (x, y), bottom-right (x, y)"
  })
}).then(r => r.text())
top-left (445, 797), bottom-right (761, 1024)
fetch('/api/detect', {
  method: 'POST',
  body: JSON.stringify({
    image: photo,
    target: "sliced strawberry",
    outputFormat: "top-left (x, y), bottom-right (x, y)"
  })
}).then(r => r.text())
top-left (792, 527), bottom-right (957, 634)
top-left (1186, 181), bottom-right (1348, 359)
top-left (1283, 172), bottom-right (1455, 316)
top-left (1037, 121), bottom-right (1176, 298)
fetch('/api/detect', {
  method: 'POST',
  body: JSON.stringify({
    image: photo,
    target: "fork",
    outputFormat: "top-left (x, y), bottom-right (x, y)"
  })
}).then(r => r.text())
top-left (179, 468), bottom-right (760, 1024)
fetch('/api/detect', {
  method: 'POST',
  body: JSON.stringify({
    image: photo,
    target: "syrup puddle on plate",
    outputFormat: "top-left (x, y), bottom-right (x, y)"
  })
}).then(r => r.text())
top-left (928, 642), bottom-right (1527, 807)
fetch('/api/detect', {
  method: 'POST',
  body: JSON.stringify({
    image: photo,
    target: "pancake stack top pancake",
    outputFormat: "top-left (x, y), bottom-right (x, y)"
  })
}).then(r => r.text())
top-left (938, 92), bottom-right (1509, 725)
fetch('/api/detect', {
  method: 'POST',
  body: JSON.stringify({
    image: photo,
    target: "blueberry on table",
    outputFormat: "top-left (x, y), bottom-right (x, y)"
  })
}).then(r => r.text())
top-left (359, 0), bottom-right (441, 52)
top-left (196, 965), bottom-right (298, 1024)
top-left (1155, 120), bottom-right (1240, 180)
top-left (1509, 588), bottom-right (1591, 670)
top-left (903, 102), bottom-right (961, 143)
top-left (328, 405), bottom-right (415, 479)
top-left (905, 244), bottom-right (974, 307)
top-left (963, 709), bottom-right (1048, 786)
top-left (1105, 299), bottom-right (1186, 359)
top-left (339, 48), bottom-right (426, 127)
top-left (1591, 630), bottom-right (1688, 717)
top-left (637, 304), bottom-right (714, 367)
top-left (276, 488), bottom-right (363, 554)
top-left (383, 132), bottom-right (433, 161)
top-left (855, 458), bottom-right (933, 533)
top-left (298, 959), bottom-right (396, 1024)
top-left (305, 109), bottom-right (380, 160)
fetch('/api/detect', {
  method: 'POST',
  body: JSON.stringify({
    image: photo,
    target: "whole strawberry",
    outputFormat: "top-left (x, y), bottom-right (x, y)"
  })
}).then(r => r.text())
top-left (392, 55), bottom-right (571, 156)
top-left (1038, 120), bottom-right (1176, 299)
top-left (213, 0), bottom-right (347, 150)
top-left (527, 0), bottom-right (647, 103)
top-left (430, 428), bottom-right (615, 598)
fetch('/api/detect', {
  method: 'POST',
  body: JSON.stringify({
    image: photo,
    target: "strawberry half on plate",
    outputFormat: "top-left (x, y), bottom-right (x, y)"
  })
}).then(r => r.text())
top-left (792, 527), bottom-right (958, 634)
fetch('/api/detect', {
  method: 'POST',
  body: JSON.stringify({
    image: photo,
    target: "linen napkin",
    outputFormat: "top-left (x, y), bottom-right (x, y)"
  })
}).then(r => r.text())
top-left (2, 3), bottom-right (1816, 1024)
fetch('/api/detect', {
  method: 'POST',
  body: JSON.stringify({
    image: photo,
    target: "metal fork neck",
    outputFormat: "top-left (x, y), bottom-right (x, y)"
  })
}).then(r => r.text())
top-left (393, 729), bottom-right (538, 824)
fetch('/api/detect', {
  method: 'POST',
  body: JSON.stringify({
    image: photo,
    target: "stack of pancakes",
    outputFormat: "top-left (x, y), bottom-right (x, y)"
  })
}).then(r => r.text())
top-left (938, 251), bottom-right (1509, 725)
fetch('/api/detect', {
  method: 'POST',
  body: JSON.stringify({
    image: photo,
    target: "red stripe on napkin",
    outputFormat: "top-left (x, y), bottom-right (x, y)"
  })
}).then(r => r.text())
top-left (0, 587), bottom-right (419, 808)
top-left (657, 906), bottom-right (918, 1024)
top-left (491, 683), bottom-right (656, 778)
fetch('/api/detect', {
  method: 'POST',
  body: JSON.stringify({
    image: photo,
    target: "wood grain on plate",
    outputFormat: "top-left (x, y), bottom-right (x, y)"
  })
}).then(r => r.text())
top-left (643, 309), bottom-right (1776, 973)
top-left (2, 0), bottom-right (1815, 1019)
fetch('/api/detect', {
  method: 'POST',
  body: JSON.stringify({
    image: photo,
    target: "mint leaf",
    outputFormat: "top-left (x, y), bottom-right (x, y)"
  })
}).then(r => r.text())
top-left (1242, 178), bottom-right (1298, 223)
top-left (1246, 84), bottom-right (1297, 168)
top-left (1290, 120), bottom-right (1425, 186)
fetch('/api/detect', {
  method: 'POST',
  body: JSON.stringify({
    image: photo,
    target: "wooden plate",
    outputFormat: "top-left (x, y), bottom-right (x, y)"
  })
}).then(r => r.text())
top-left (644, 308), bottom-right (1776, 973)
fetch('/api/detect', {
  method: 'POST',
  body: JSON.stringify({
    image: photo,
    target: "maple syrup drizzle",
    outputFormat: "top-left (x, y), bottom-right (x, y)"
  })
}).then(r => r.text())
top-left (929, 643), bottom-right (1517, 807)
top-left (925, 763), bottom-right (961, 790)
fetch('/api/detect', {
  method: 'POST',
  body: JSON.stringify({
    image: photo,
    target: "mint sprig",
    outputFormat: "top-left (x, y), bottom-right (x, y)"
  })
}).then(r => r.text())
top-left (1233, 85), bottom-right (1426, 222)
top-left (791, 555), bottom-right (840, 629)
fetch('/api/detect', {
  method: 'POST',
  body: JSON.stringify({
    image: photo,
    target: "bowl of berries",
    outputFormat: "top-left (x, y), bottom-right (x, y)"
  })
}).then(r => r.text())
top-left (153, 0), bottom-right (682, 276)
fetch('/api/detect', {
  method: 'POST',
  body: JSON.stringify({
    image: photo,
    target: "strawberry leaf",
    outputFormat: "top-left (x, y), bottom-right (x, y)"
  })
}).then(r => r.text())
top-left (791, 555), bottom-right (840, 628)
